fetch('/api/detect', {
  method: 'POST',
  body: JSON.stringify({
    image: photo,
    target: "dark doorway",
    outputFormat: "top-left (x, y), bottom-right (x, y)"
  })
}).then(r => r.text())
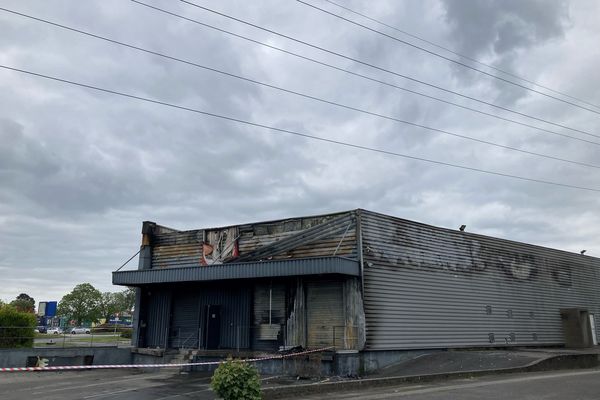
top-left (204, 304), bottom-right (221, 349)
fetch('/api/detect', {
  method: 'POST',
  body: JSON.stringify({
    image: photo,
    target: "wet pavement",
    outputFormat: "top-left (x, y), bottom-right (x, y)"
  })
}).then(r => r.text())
top-left (0, 369), bottom-right (217, 400)
top-left (371, 349), bottom-right (547, 377)
top-left (2, 348), bottom-right (599, 399)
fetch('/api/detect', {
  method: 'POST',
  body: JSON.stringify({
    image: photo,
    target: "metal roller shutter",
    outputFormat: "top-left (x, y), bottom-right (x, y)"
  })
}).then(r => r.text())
top-left (306, 281), bottom-right (344, 348)
top-left (145, 290), bottom-right (171, 348)
top-left (170, 292), bottom-right (200, 348)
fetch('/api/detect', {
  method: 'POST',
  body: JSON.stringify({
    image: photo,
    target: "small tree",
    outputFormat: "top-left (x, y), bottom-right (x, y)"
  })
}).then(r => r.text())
top-left (113, 288), bottom-right (135, 315)
top-left (99, 292), bottom-right (119, 322)
top-left (211, 359), bottom-right (262, 400)
top-left (10, 293), bottom-right (35, 313)
top-left (57, 283), bottom-right (103, 325)
top-left (0, 304), bottom-right (36, 348)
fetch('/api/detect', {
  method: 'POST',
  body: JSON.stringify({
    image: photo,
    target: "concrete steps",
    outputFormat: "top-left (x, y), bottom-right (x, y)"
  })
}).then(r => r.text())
top-left (165, 349), bottom-right (199, 372)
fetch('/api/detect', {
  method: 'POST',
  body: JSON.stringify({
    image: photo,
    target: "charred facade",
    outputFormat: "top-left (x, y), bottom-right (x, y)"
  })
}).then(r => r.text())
top-left (113, 209), bottom-right (600, 352)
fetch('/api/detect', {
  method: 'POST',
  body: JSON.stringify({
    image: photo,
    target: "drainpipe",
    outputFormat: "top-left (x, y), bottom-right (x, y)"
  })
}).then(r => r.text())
top-left (355, 210), bottom-right (365, 295)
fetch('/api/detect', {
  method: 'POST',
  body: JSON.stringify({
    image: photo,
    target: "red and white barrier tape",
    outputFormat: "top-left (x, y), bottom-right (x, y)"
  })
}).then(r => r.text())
top-left (0, 347), bottom-right (333, 372)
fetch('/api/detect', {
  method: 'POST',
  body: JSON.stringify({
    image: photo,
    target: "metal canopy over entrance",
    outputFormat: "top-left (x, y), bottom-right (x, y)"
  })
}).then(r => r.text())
top-left (113, 256), bottom-right (359, 286)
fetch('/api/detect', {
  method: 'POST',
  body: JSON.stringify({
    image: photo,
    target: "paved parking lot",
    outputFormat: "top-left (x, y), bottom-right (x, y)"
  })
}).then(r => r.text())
top-left (0, 369), bottom-right (217, 400)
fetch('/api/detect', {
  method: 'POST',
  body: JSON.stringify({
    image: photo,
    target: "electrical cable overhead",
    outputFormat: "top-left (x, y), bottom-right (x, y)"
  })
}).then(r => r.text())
top-left (2, 7), bottom-right (599, 168)
top-left (298, 0), bottom-right (600, 116)
top-left (1, 64), bottom-right (598, 193)
top-left (129, 2), bottom-right (600, 146)
top-left (176, 0), bottom-right (600, 140)
top-left (320, 0), bottom-right (600, 112)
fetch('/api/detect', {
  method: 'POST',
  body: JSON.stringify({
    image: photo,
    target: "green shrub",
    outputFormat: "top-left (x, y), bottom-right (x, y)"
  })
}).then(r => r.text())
top-left (0, 304), bottom-right (36, 348)
top-left (211, 358), bottom-right (262, 400)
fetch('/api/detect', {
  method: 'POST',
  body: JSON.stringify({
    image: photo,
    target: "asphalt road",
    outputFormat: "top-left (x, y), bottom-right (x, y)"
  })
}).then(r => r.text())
top-left (2, 368), bottom-right (600, 399)
top-left (297, 368), bottom-right (600, 400)
top-left (0, 369), bottom-right (216, 400)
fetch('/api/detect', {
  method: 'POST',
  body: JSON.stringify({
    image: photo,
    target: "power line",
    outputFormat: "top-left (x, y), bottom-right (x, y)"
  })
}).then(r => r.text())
top-left (1, 64), bottom-right (598, 193)
top-left (2, 7), bottom-right (598, 169)
top-left (129, 2), bottom-right (600, 146)
top-left (299, 0), bottom-right (600, 116)
top-left (321, 0), bottom-right (600, 112)
top-left (177, 0), bottom-right (600, 140)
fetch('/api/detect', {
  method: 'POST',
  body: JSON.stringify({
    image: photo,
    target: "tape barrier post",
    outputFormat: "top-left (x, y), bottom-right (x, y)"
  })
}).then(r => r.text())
top-left (0, 347), bottom-right (334, 372)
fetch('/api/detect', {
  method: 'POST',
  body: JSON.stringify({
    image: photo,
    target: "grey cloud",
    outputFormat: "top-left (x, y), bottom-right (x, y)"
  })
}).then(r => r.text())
top-left (0, 0), bottom-right (598, 304)
top-left (441, 0), bottom-right (570, 57)
top-left (440, 0), bottom-right (571, 104)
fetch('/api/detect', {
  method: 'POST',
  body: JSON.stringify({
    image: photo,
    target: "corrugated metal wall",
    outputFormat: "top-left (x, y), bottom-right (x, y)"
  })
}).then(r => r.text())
top-left (306, 281), bottom-right (344, 348)
top-left (360, 210), bottom-right (600, 350)
top-left (142, 284), bottom-right (252, 349)
top-left (196, 285), bottom-right (252, 349)
top-left (145, 289), bottom-right (171, 348)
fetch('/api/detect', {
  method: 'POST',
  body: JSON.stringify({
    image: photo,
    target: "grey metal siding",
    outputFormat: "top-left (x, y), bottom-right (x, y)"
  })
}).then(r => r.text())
top-left (360, 210), bottom-right (600, 350)
top-left (145, 289), bottom-right (171, 348)
top-left (306, 281), bottom-right (344, 348)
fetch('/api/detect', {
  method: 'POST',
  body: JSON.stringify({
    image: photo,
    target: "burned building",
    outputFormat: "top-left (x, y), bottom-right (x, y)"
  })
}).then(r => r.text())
top-left (113, 209), bottom-right (600, 355)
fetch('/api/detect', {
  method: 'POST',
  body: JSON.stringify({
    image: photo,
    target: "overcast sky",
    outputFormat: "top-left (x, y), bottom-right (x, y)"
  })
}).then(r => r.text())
top-left (1, 0), bottom-right (599, 304)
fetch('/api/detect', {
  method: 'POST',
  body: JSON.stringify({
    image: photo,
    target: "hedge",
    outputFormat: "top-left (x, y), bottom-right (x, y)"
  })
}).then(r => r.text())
top-left (0, 305), bottom-right (37, 348)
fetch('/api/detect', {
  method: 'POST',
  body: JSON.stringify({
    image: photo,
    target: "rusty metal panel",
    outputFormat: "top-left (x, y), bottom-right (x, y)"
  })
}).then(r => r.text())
top-left (360, 210), bottom-right (600, 350)
top-left (148, 212), bottom-right (357, 270)
top-left (151, 230), bottom-right (203, 269)
top-left (306, 281), bottom-right (344, 348)
top-left (238, 212), bottom-right (357, 260)
top-left (152, 243), bottom-right (202, 269)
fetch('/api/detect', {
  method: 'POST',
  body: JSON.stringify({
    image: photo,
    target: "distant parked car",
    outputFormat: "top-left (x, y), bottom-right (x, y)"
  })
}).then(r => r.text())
top-left (35, 326), bottom-right (47, 334)
top-left (70, 327), bottom-right (91, 334)
top-left (47, 327), bottom-right (62, 335)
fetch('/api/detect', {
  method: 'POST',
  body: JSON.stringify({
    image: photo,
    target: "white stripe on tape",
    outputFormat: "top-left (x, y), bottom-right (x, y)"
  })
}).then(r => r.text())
top-left (0, 347), bottom-right (333, 372)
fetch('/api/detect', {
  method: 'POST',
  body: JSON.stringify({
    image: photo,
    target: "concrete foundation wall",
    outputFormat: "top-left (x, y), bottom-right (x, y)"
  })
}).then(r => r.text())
top-left (359, 349), bottom-right (441, 374)
top-left (0, 346), bottom-right (438, 377)
top-left (0, 347), bottom-right (132, 368)
top-left (189, 350), bottom-right (437, 376)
